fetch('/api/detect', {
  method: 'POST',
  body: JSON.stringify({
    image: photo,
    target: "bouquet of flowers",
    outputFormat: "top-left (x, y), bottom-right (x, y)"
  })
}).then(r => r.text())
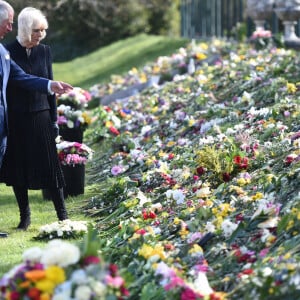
top-left (57, 104), bottom-right (92, 130)
top-left (57, 87), bottom-right (92, 109)
top-left (0, 227), bottom-right (129, 300)
top-left (57, 141), bottom-right (93, 166)
top-left (34, 219), bottom-right (88, 240)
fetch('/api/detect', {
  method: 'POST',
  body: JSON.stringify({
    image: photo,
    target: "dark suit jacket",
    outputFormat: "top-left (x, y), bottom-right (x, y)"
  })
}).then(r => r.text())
top-left (0, 43), bottom-right (49, 167)
top-left (5, 40), bottom-right (56, 122)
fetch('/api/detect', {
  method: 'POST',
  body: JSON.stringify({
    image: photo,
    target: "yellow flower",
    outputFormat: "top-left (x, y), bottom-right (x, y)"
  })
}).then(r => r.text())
top-left (222, 276), bottom-right (231, 282)
top-left (138, 244), bottom-right (166, 260)
top-left (266, 174), bottom-right (275, 183)
top-left (105, 120), bottom-right (113, 127)
top-left (256, 66), bottom-right (264, 72)
top-left (45, 266), bottom-right (65, 284)
top-left (195, 52), bottom-right (207, 60)
top-left (40, 293), bottom-right (51, 300)
top-left (188, 244), bottom-right (203, 254)
top-left (179, 227), bottom-right (189, 238)
top-left (286, 263), bottom-right (296, 271)
top-left (138, 244), bottom-right (153, 259)
top-left (214, 216), bottom-right (224, 228)
top-left (151, 106), bottom-right (158, 113)
top-left (139, 73), bottom-right (147, 83)
top-left (286, 82), bottom-right (297, 94)
top-left (158, 151), bottom-right (166, 158)
top-left (173, 217), bottom-right (181, 225)
top-left (188, 118), bottom-right (196, 127)
top-left (152, 244), bottom-right (166, 260)
top-left (146, 156), bottom-right (156, 166)
top-left (236, 178), bottom-right (247, 186)
top-left (252, 192), bottom-right (264, 201)
top-left (82, 112), bottom-right (92, 124)
top-left (229, 185), bottom-right (246, 196)
top-left (287, 220), bottom-right (294, 231)
top-left (152, 65), bottom-right (160, 74)
top-left (166, 141), bottom-right (176, 147)
top-left (35, 279), bottom-right (56, 294)
top-left (130, 67), bottom-right (138, 74)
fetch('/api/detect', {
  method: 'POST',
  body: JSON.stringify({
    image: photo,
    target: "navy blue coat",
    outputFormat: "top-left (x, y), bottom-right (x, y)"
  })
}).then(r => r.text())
top-left (5, 40), bottom-right (56, 121)
top-left (0, 43), bottom-right (49, 167)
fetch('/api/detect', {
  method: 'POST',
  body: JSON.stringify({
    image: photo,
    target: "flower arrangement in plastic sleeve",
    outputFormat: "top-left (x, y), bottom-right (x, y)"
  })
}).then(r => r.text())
top-left (34, 219), bottom-right (88, 240)
top-left (57, 141), bottom-right (93, 166)
top-left (0, 226), bottom-right (130, 300)
top-left (57, 104), bottom-right (92, 130)
top-left (57, 87), bottom-right (92, 109)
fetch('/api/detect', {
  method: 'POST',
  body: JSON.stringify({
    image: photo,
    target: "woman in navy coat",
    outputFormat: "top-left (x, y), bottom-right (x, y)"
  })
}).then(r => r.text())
top-left (0, 7), bottom-right (68, 230)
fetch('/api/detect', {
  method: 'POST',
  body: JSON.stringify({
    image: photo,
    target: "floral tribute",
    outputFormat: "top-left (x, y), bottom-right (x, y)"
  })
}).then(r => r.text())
top-left (56, 141), bottom-right (93, 166)
top-left (57, 104), bottom-right (92, 130)
top-left (57, 87), bottom-right (92, 110)
top-left (0, 227), bottom-right (129, 300)
top-left (84, 105), bottom-right (122, 142)
top-left (80, 39), bottom-right (300, 299)
top-left (56, 87), bottom-right (93, 132)
top-left (34, 219), bottom-right (88, 241)
top-left (2, 38), bottom-right (300, 300)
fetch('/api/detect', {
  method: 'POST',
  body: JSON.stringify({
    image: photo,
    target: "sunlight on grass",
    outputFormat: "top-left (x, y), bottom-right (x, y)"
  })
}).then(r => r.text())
top-left (53, 34), bottom-right (188, 88)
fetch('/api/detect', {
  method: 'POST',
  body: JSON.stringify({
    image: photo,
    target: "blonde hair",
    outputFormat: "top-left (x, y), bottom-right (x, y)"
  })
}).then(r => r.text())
top-left (17, 7), bottom-right (48, 44)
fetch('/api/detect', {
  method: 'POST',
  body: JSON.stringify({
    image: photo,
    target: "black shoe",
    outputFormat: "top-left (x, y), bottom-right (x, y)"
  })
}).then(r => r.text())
top-left (0, 232), bottom-right (8, 238)
top-left (17, 217), bottom-right (31, 230)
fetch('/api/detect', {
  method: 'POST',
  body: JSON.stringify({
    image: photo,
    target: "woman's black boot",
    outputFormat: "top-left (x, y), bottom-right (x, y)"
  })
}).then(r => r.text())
top-left (49, 187), bottom-right (68, 221)
top-left (13, 186), bottom-right (31, 230)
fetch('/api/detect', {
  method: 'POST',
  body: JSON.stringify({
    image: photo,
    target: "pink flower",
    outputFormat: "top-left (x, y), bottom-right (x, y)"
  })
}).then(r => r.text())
top-left (259, 248), bottom-right (270, 258)
top-left (82, 256), bottom-right (101, 265)
top-left (181, 288), bottom-right (202, 300)
top-left (111, 165), bottom-right (124, 176)
top-left (164, 276), bottom-right (185, 291)
top-left (105, 274), bottom-right (124, 288)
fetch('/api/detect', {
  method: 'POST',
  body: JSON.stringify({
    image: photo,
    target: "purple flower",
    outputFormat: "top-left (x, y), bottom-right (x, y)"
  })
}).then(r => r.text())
top-left (111, 165), bottom-right (124, 176)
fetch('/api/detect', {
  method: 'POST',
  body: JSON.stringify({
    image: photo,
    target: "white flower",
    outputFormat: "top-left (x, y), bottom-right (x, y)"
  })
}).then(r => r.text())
top-left (92, 280), bottom-right (107, 296)
top-left (22, 247), bottom-right (43, 263)
top-left (74, 285), bottom-right (93, 300)
top-left (67, 119), bottom-right (74, 128)
top-left (262, 267), bottom-right (273, 277)
top-left (221, 219), bottom-right (238, 238)
top-left (196, 186), bottom-right (211, 198)
top-left (141, 125), bottom-right (152, 136)
top-left (41, 240), bottom-right (80, 267)
top-left (193, 272), bottom-right (213, 295)
top-left (165, 189), bottom-right (185, 204)
top-left (205, 222), bottom-right (216, 233)
top-left (172, 190), bottom-right (185, 204)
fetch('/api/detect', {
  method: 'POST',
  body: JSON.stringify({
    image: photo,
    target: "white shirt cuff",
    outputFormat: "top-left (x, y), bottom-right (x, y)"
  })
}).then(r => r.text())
top-left (48, 81), bottom-right (54, 95)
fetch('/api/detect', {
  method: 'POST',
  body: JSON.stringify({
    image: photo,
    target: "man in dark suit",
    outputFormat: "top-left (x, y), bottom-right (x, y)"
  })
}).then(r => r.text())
top-left (0, 0), bottom-right (72, 237)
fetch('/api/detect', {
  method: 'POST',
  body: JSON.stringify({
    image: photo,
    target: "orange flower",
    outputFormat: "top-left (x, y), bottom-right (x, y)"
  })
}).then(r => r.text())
top-left (25, 269), bottom-right (46, 282)
top-left (19, 280), bottom-right (31, 289)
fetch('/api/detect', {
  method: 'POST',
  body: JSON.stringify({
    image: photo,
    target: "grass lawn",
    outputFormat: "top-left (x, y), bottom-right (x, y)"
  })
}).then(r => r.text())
top-left (0, 183), bottom-right (92, 277)
top-left (53, 33), bottom-right (188, 88)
